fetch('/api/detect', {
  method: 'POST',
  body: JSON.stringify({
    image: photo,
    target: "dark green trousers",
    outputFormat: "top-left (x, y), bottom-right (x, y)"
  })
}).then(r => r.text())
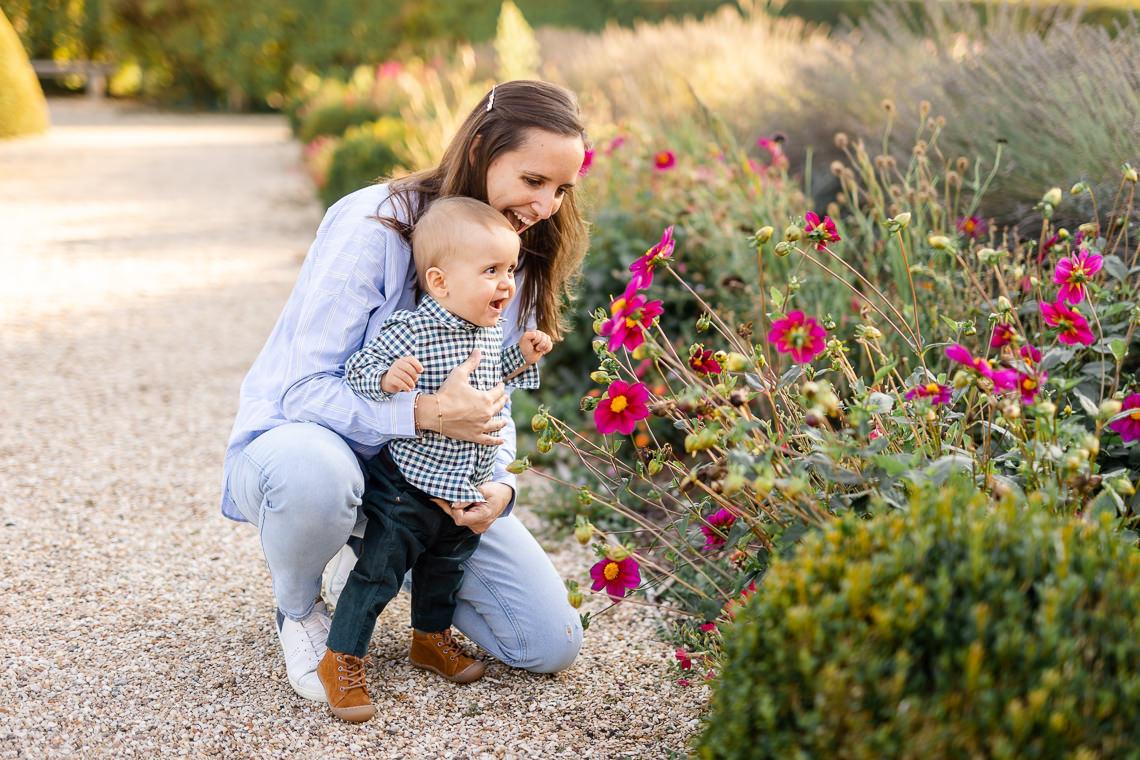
top-left (326, 448), bottom-right (480, 658)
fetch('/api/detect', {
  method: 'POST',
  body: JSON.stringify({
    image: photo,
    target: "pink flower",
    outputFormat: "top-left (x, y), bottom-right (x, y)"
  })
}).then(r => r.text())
top-left (1039, 301), bottom-right (1095, 346)
top-left (653, 150), bottom-right (676, 171)
top-left (956, 215), bottom-right (987, 240)
top-left (594, 380), bottom-right (651, 435)
top-left (1053, 249), bottom-right (1103, 304)
top-left (589, 555), bottom-right (641, 599)
top-left (689, 348), bottom-right (721, 375)
top-left (629, 226), bottom-right (676, 289)
top-left (905, 382), bottom-right (952, 406)
top-left (377, 61), bottom-right (403, 79)
top-left (600, 290), bottom-right (664, 352)
top-left (1108, 393), bottom-right (1140, 443)
top-left (945, 344), bottom-right (1017, 392)
top-left (1017, 369), bottom-right (1046, 404)
top-left (675, 648), bottom-right (693, 670)
top-left (605, 135), bottom-right (626, 155)
top-left (578, 148), bottom-right (594, 176)
top-left (767, 311), bottom-right (827, 363)
top-left (1020, 345), bottom-right (1042, 365)
top-left (1038, 233), bottom-right (1061, 266)
top-left (700, 508), bottom-right (737, 551)
top-left (676, 678), bottom-right (692, 687)
top-left (803, 212), bottom-right (841, 251)
top-left (699, 622), bottom-right (717, 633)
top-left (756, 135), bottom-right (789, 170)
top-left (990, 323), bottom-right (1016, 349)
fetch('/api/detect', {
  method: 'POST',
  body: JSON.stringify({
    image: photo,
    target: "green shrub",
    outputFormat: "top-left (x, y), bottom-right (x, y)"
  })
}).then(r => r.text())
top-left (697, 478), bottom-right (1140, 759)
top-left (0, 7), bottom-right (48, 139)
top-left (320, 117), bottom-right (407, 208)
top-left (297, 99), bottom-right (383, 143)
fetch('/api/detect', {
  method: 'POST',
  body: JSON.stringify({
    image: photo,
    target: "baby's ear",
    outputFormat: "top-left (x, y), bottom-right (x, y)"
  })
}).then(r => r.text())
top-left (424, 267), bottom-right (448, 298)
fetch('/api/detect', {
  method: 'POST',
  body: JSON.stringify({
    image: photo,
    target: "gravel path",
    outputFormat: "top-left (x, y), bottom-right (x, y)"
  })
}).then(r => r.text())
top-left (0, 100), bottom-right (705, 759)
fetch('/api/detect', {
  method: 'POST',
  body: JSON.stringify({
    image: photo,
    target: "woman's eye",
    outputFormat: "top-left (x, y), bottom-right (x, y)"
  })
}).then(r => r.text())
top-left (524, 177), bottom-right (542, 187)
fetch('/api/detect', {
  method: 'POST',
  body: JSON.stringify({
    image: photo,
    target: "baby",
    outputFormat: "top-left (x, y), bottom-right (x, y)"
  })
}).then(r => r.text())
top-left (317, 196), bottom-right (552, 722)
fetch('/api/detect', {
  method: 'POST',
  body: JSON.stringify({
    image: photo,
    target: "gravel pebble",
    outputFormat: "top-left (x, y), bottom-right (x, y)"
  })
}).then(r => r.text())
top-left (0, 100), bottom-right (707, 759)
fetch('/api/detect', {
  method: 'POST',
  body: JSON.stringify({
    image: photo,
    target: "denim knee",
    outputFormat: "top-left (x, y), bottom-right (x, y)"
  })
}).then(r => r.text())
top-left (524, 616), bottom-right (583, 674)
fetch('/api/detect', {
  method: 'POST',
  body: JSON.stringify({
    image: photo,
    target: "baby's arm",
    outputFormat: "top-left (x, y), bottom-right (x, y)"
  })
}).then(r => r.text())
top-left (345, 316), bottom-right (420, 401)
top-left (502, 329), bottom-right (551, 386)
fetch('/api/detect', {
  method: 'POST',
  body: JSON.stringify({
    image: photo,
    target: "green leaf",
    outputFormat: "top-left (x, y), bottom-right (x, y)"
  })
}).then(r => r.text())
top-left (1109, 338), bottom-right (1128, 362)
top-left (1102, 254), bottom-right (1127, 282)
top-left (1072, 389), bottom-right (1100, 418)
top-left (769, 287), bottom-right (785, 310)
top-left (1089, 488), bottom-right (1124, 518)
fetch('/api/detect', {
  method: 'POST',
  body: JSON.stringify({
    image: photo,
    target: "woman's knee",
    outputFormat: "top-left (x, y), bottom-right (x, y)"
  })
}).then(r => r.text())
top-left (524, 617), bottom-right (583, 674)
top-left (247, 423), bottom-right (364, 532)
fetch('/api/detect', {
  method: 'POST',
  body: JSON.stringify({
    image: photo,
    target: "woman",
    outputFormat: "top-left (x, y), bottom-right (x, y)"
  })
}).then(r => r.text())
top-left (222, 80), bottom-right (588, 701)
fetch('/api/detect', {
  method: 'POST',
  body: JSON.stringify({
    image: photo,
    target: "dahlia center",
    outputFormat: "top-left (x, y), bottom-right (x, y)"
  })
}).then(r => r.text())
top-left (925, 383), bottom-right (940, 394)
top-left (603, 562), bottom-right (620, 581)
top-left (610, 298), bottom-right (627, 317)
top-left (610, 395), bottom-right (629, 413)
top-left (1131, 410), bottom-right (1140, 421)
top-left (786, 325), bottom-right (809, 348)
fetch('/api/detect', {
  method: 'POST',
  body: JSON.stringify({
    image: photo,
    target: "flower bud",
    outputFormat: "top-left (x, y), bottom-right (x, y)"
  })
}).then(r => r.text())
top-left (590, 370), bottom-right (611, 384)
top-left (1057, 228), bottom-right (1071, 241)
top-left (536, 438), bottom-right (553, 454)
top-left (574, 521), bottom-right (594, 545)
top-left (997, 296), bottom-right (1013, 313)
top-left (1002, 403), bottom-right (1020, 420)
top-left (1111, 477), bottom-right (1136, 497)
top-left (713, 350), bottom-right (728, 364)
top-left (1124, 163), bottom-right (1139, 183)
top-left (783, 225), bottom-right (803, 242)
top-left (1100, 399), bottom-right (1123, 419)
top-left (1070, 182), bottom-right (1088, 196)
top-left (754, 225), bottom-right (774, 245)
top-left (1082, 434), bottom-right (1099, 460)
top-left (567, 589), bottom-right (584, 608)
top-left (531, 414), bottom-right (548, 432)
top-left (819, 391), bottom-right (841, 417)
top-left (928, 234), bottom-right (952, 250)
top-left (593, 318), bottom-right (605, 335)
top-left (801, 381), bottom-right (820, 399)
top-left (507, 458), bottom-right (530, 474)
top-left (647, 459), bottom-right (663, 476)
top-left (722, 471), bottom-right (747, 496)
top-left (804, 408), bottom-right (826, 428)
top-left (1036, 400), bottom-right (1056, 418)
top-left (724, 352), bottom-right (750, 372)
top-left (773, 241), bottom-right (792, 257)
top-left (752, 476), bottom-right (774, 497)
top-left (605, 544), bottom-right (630, 561)
top-left (892, 211), bottom-right (911, 228)
top-left (1043, 187), bottom-right (1062, 207)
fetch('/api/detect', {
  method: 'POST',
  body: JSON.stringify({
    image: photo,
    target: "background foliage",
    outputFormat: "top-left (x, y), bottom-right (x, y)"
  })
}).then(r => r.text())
top-left (0, 7), bottom-right (48, 138)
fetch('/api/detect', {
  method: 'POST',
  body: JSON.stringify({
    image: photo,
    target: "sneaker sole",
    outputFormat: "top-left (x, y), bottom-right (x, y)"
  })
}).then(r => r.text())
top-left (289, 676), bottom-right (327, 702)
top-left (409, 658), bottom-right (486, 684)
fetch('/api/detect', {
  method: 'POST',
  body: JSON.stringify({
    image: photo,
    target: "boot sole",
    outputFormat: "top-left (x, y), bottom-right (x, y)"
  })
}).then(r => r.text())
top-left (330, 704), bottom-right (377, 723)
top-left (410, 658), bottom-right (486, 684)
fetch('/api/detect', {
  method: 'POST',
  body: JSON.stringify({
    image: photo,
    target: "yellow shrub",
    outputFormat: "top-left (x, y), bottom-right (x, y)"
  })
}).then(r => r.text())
top-left (0, 8), bottom-right (49, 140)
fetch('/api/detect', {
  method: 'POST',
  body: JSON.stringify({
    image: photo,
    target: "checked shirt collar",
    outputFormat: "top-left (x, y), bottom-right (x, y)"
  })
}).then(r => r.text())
top-left (418, 294), bottom-right (487, 333)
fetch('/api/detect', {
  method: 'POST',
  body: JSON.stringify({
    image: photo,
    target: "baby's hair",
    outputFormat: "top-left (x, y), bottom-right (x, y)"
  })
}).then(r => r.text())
top-left (411, 196), bottom-right (517, 287)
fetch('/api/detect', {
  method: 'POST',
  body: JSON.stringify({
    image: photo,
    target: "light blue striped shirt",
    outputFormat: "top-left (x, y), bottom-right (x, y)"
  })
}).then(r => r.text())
top-left (220, 184), bottom-right (523, 521)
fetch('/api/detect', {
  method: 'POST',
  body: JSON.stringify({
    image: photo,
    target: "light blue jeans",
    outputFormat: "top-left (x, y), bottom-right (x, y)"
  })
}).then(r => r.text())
top-left (229, 422), bottom-right (582, 673)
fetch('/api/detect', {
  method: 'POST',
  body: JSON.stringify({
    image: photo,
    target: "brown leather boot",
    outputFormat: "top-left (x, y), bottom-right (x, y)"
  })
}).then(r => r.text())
top-left (409, 629), bottom-right (485, 684)
top-left (316, 649), bottom-right (376, 723)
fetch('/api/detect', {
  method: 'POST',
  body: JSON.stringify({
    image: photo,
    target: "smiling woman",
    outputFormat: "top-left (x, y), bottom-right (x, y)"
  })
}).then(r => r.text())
top-left (220, 80), bottom-right (591, 704)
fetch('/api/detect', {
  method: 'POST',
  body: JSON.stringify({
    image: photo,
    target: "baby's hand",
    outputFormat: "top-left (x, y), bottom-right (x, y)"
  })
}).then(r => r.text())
top-left (380, 356), bottom-right (423, 393)
top-left (519, 330), bottom-right (553, 365)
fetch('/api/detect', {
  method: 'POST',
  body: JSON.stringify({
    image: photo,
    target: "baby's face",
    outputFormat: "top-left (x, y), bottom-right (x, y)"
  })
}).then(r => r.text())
top-left (434, 223), bottom-right (521, 327)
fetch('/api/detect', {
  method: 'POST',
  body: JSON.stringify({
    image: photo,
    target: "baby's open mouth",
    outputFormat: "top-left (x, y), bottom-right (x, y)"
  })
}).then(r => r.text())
top-left (489, 298), bottom-right (507, 311)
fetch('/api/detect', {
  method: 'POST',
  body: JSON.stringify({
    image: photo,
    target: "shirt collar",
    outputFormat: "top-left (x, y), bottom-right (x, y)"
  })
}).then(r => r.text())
top-left (420, 294), bottom-right (483, 332)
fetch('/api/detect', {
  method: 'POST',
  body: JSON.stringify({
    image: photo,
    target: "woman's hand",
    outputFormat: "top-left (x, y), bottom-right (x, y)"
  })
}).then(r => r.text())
top-left (419, 349), bottom-right (508, 445)
top-left (448, 482), bottom-right (512, 534)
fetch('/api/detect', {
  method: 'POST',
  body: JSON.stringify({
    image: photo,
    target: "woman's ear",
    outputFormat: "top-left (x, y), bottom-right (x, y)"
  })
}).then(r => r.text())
top-left (424, 267), bottom-right (448, 299)
top-left (467, 134), bottom-right (482, 167)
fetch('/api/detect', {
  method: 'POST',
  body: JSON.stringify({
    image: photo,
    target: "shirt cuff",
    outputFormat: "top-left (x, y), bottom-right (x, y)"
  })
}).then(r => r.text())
top-left (392, 390), bottom-right (419, 437)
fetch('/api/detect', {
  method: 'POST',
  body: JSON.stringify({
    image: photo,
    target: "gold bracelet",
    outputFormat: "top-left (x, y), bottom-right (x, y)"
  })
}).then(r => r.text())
top-left (413, 392), bottom-right (422, 433)
top-left (435, 396), bottom-right (444, 436)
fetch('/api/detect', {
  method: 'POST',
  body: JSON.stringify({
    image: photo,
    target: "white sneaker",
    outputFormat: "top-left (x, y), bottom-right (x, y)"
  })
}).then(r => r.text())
top-left (275, 601), bottom-right (332, 702)
top-left (321, 539), bottom-right (360, 611)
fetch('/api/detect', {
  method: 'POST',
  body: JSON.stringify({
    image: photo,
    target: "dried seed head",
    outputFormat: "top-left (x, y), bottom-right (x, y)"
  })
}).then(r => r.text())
top-left (919, 100), bottom-right (931, 118)
top-left (829, 160), bottom-right (845, 176)
top-left (956, 157), bottom-right (969, 173)
top-left (946, 170), bottom-right (961, 188)
top-left (881, 98), bottom-right (895, 112)
top-left (834, 132), bottom-right (849, 150)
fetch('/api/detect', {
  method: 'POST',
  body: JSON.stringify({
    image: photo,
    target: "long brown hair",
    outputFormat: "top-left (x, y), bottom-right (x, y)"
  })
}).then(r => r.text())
top-left (379, 80), bottom-right (589, 340)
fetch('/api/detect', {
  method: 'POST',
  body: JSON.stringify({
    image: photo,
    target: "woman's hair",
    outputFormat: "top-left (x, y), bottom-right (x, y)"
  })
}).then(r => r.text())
top-left (379, 80), bottom-right (589, 340)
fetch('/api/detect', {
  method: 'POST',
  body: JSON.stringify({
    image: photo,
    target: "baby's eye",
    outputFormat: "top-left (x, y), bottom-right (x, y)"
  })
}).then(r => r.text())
top-left (484, 266), bottom-right (497, 274)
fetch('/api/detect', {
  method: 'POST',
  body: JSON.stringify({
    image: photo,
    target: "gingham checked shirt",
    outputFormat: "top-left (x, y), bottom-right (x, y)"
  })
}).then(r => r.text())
top-left (345, 295), bottom-right (540, 504)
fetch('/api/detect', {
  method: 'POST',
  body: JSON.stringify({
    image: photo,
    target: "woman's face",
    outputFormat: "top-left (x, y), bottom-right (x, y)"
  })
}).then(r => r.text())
top-left (484, 128), bottom-right (585, 234)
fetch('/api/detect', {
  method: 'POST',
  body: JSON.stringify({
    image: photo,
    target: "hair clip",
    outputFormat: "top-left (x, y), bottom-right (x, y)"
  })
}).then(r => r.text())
top-left (486, 86), bottom-right (495, 112)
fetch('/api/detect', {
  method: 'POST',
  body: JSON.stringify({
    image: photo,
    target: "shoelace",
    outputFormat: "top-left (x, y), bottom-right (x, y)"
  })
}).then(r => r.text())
top-left (299, 608), bottom-right (331, 658)
top-left (433, 632), bottom-right (464, 661)
top-left (336, 654), bottom-right (371, 693)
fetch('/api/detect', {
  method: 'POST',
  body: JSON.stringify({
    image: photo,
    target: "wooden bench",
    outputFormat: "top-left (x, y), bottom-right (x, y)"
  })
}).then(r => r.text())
top-left (31, 60), bottom-right (116, 100)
